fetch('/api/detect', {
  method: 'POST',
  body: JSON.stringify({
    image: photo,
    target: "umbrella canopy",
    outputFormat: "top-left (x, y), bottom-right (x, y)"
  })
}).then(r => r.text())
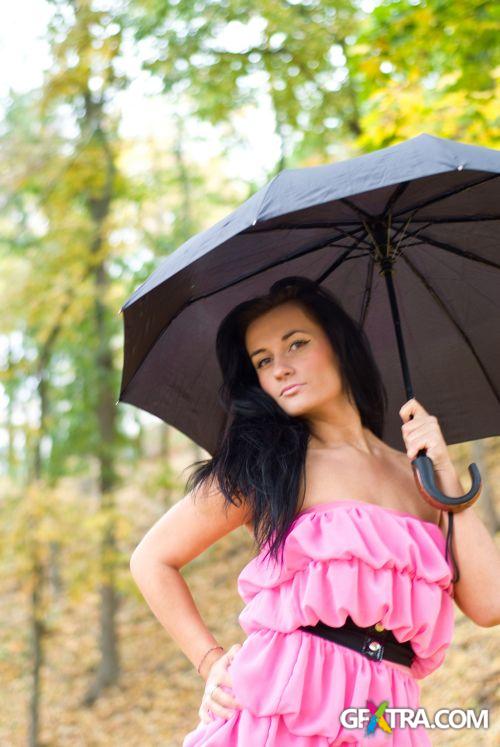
top-left (118, 133), bottom-right (500, 457)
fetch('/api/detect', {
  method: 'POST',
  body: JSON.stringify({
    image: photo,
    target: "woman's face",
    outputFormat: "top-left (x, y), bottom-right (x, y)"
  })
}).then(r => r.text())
top-left (244, 300), bottom-right (346, 417)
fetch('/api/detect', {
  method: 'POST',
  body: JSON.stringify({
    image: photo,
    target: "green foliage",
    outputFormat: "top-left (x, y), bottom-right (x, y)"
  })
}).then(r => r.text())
top-left (127, 0), bottom-right (369, 158)
top-left (127, 0), bottom-right (499, 162)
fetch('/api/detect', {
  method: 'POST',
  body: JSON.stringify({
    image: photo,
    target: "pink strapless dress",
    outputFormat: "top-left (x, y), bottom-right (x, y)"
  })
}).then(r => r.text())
top-left (182, 499), bottom-right (455, 746)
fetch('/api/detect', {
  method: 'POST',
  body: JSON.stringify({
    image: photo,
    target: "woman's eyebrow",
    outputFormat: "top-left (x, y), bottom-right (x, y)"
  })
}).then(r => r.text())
top-left (249, 329), bottom-right (310, 359)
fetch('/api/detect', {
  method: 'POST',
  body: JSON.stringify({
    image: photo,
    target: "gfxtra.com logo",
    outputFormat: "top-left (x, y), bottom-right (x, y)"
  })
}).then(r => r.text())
top-left (340, 702), bottom-right (489, 733)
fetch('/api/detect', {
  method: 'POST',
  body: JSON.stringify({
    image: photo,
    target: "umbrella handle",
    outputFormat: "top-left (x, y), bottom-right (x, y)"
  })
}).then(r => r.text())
top-left (411, 451), bottom-right (482, 512)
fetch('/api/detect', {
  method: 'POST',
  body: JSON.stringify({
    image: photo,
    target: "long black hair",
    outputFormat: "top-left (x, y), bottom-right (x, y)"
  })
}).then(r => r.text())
top-left (185, 276), bottom-right (388, 569)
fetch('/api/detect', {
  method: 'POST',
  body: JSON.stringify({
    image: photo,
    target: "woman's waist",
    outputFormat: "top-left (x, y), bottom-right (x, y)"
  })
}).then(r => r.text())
top-left (297, 615), bottom-right (416, 672)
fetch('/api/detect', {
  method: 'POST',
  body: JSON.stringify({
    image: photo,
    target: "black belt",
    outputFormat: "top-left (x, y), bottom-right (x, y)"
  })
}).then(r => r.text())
top-left (298, 616), bottom-right (415, 668)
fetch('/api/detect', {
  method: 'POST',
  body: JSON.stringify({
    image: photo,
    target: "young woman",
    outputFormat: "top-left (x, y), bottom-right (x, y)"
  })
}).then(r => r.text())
top-left (130, 276), bottom-right (500, 746)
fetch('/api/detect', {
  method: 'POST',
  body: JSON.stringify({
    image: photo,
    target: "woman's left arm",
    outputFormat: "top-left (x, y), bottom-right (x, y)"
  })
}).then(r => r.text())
top-left (399, 397), bottom-right (500, 628)
top-left (435, 463), bottom-right (500, 627)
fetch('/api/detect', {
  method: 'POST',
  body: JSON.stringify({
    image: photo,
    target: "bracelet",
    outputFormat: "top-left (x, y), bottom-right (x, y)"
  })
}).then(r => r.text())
top-left (197, 645), bottom-right (224, 675)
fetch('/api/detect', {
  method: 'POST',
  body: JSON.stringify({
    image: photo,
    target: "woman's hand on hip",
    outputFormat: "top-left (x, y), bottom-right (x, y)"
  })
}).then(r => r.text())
top-left (199, 643), bottom-right (243, 724)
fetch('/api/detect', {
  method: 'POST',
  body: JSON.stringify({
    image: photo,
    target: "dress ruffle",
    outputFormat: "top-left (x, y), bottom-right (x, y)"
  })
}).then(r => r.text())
top-left (183, 500), bottom-right (455, 745)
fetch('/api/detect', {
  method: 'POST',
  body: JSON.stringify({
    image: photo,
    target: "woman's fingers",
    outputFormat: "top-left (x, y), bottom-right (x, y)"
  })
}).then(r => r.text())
top-left (216, 683), bottom-right (242, 711)
top-left (200, 683), bottom-right (241, 722)
top-left (218, 667), bottom-right (243, 708)
top-left (210, 684), bottom-right (241, 717)
top-left (198, 704), bottom-right (211, 724)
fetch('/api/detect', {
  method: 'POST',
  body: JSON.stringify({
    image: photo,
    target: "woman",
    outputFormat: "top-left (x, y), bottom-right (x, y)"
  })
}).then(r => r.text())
top-left (130, 276), bottom-right (500, 745)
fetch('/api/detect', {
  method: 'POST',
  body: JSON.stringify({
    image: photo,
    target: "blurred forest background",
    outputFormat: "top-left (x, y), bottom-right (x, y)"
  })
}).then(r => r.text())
top-left (0, 0), bottom-right (499, 745)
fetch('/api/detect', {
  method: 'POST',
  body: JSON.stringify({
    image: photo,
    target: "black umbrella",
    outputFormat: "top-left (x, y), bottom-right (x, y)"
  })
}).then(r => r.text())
top-left (118, 133), bottom-right (499, 516)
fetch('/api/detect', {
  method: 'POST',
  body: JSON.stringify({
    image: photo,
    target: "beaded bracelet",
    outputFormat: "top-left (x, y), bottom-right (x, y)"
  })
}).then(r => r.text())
top-left (197, 645), bottom-right (224, 675)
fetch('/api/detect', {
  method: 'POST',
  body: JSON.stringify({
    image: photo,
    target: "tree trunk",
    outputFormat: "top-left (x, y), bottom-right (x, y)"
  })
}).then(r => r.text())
top-left (27, 550), bottom-right (45, 747)
top-left (27, 355), bottom-right (50, 747)
top-left (81, 89), bottom-right (121, 706)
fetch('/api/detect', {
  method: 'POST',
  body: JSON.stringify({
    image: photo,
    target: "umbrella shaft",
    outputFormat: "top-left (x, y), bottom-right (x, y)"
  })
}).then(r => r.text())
top-left (380, 261), bottom-right (414, 403)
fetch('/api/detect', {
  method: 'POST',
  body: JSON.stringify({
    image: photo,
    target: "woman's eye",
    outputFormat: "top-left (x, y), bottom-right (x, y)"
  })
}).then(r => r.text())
top-left (291, 339), bottom-right (309, 350)
top-left (256, 340), bottom-right (309, 369)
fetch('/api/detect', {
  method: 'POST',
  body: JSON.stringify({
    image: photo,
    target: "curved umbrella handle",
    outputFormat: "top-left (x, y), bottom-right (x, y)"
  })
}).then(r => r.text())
top-left (411, 450), bottom-right (482, 512)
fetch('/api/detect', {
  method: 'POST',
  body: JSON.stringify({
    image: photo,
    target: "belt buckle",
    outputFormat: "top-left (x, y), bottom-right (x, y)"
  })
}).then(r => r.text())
top-left (361, 635), bottom-right (384, 661)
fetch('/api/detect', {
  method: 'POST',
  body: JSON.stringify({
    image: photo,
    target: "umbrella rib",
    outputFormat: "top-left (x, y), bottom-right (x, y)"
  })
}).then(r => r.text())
top-left (416, 232), bottom-right (500, 271)
top-left (359, 255), bottom-right (376, 330)
top-left (241, 215), bottom-right (498, 234)
top-left (393, 173), bottom-right (500, 218)
top-left (339, 196), bottom-right (375, 220)
top-left (382, 180), bottom-right (412, 216)
top-left (252, 171), bottom-right (282, 225)
top-left (399, 253), bottom-right (500, 405)
top-left (338, 182), bottom-right (412, 222)
top-left (314, 246), bottom-right (376, 330)
top-left (320, 224), bottom-right (372, 250)
top-left (393, 215), bottom-right (500, 224)
top-left (242, 221), bottom-right (362, 232)
top-left (384, 215), bottom-right (430, 255)
top-left (315, 248), bottom-right (369, 285)
top-left (243, 223), bottom-right (373, 250)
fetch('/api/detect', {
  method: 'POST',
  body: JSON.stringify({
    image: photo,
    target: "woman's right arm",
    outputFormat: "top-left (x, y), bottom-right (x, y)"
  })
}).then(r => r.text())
top-left (129, 479), bottom-right (252, 681)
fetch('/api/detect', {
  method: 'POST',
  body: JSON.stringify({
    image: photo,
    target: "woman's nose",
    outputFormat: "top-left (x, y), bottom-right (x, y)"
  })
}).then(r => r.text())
top-left (273, 359), bottom-right (294, 378)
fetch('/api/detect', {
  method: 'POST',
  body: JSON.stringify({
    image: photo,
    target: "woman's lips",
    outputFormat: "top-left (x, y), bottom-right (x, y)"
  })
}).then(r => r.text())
top-left (281, 383), bottom-right (304, 397)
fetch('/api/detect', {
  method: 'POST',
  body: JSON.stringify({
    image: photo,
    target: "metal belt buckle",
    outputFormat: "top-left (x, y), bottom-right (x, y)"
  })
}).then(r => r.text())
top-left (361, 636), bottom-right (384, 661)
